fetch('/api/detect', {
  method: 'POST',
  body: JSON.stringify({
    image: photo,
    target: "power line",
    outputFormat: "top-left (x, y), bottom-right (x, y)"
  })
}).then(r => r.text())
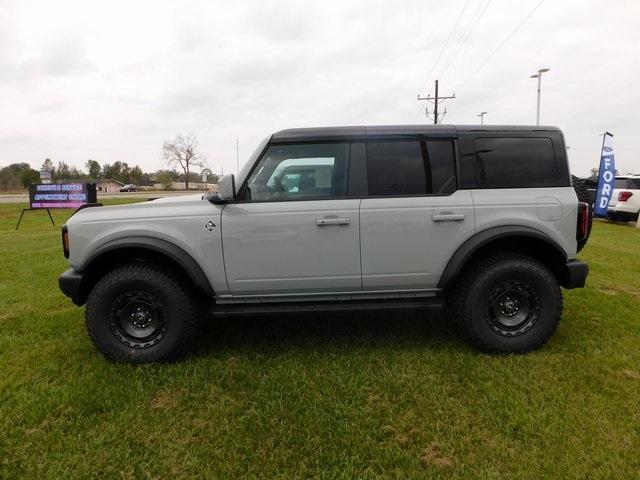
top-left (436, 1), bottom-right (485, 82)
top-left (418, 0), bottom-right (472, 95)
top-left (438, 0), bottom-right (487, 76)
top-left (455, 0), bottom-right (545, 92)
top-left (438, 0), bottom-right (493, 80)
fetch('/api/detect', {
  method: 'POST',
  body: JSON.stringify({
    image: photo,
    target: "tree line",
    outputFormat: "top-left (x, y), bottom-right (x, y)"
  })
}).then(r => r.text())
top-left (0, 160), bottom-right (205, 191)
top-left (0, 134), bottom-right (218, 191)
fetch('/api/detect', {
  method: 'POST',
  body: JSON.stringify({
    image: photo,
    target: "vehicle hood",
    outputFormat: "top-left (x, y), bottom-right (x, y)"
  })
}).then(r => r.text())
top-left (66, 193), bottom-right (213, 226)
top-left (148, 193), bottom-right (205, 203)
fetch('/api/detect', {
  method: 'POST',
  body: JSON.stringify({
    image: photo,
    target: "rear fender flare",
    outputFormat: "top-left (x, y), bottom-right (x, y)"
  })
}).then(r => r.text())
top-left (438, 226), bottom-right (567, 289)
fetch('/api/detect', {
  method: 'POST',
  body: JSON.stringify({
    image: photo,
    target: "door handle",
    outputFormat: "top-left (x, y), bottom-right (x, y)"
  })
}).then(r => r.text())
top-left (432, 213), bottom-right (465, 222)
top-left (316, 217), bottom-right (351, 226)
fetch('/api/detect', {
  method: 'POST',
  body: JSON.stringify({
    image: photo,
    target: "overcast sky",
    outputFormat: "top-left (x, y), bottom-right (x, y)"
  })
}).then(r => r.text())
top-left (1, 0), bottom-right (639, 177)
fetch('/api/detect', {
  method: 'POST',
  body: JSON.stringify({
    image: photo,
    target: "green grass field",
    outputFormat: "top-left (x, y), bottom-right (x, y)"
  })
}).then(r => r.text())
top-left (1, 200), bottom-right (639, 479)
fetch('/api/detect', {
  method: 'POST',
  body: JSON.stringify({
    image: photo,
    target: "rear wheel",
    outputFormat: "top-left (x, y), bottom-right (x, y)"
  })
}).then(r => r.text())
top-left (85, 263), bottom-right (199, 363)
top-left (450, 253), bottom-right (562, 353)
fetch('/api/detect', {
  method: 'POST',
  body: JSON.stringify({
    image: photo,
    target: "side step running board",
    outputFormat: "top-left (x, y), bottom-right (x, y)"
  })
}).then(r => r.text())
top-left (211, 298), bottom-right (446, 317)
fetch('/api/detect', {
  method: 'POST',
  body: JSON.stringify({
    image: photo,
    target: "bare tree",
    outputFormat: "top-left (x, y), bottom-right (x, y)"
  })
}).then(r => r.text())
top-left (162, 133), bottom-right (204, 190)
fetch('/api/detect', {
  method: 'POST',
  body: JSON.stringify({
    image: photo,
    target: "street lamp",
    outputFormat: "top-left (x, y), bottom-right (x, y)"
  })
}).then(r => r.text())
top-left (530, 68), bottom-right (550, 125)
top-left (477, 111), bottom-right (488, 125)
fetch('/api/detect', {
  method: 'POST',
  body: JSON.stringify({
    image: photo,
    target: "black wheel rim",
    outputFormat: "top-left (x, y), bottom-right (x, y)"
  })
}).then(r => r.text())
top-left (485, 280), bottom-right (540, 337)
top-left (109, 291), bottom-right (167, 348)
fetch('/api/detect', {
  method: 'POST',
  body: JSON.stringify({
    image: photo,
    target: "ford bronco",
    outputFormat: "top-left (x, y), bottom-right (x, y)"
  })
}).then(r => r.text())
top-left (59, 125), bottom-right (590, 362)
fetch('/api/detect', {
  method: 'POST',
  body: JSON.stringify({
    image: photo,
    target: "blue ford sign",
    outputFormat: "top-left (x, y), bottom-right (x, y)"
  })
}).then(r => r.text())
top-left (594, 132), bottom-right (615, 217)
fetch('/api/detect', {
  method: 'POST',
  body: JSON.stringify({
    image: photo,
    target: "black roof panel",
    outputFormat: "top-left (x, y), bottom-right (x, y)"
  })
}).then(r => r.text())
top-left (271, 124), bottom-right (561, 142)
top-left (271, 126), bottom-right (366, 143)
top-left (455, 124), bottom-right (560, 132)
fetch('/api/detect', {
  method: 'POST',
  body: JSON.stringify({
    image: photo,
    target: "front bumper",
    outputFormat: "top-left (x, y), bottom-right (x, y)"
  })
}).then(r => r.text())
top-left (561, 259), bottom-right (589, 289)
top-left (58, 268), bottom-right (85, 306)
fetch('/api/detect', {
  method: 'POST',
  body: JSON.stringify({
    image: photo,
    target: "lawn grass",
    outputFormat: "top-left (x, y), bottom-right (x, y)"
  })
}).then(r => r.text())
top-left (1, 201), bottom-right (639, 479)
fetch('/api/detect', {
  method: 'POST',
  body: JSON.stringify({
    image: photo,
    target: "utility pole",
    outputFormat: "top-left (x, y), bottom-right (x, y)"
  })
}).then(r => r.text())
top-left (477, 111), bottom-right (487, 125)
top-left (236, 138), bottom-right (240, 173)
top-left (417, 79), bottom-right (455, 125)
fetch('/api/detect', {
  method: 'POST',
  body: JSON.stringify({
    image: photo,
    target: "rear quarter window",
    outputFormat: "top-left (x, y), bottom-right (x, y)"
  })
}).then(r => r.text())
top-left (466, 137), bottom-right (567, 188)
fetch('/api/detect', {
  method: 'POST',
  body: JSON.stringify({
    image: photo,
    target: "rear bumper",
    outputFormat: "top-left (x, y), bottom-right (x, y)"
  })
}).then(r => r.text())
top-left (561, 259), bottom-right (589, 289)
top-left (58, 268), bottom-right (85, 306)
top-left (607, 210), bottom-right (638, 222)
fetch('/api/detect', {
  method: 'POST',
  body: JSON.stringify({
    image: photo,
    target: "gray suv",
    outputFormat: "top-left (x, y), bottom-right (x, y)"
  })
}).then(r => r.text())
top-left (59, 125), bottom-right (590, 363)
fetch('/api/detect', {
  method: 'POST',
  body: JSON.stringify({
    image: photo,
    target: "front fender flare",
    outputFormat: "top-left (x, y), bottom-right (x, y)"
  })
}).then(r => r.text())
top-left (82, 236), bottom-right (215, 298)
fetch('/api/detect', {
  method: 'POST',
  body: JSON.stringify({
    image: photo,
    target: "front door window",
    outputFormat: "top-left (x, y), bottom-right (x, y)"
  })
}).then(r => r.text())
top-left (241, 143), bottom-right (349, 202)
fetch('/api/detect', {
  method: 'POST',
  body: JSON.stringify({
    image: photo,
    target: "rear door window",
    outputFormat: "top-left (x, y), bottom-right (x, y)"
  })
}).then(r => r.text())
top-left (366, 140), bottom-right (457, 196)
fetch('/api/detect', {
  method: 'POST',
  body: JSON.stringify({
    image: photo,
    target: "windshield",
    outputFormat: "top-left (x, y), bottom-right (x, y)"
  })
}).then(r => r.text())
top-left (235, 136), bottom-right (270, 189)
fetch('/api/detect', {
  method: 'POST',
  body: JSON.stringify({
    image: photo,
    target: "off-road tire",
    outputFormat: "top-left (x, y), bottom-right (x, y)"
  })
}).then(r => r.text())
top-left (85, 263), bottom-right (199, 363)
top-left (572, 175), bottom-right (593, 252)
top-left (451, 253), bottom-right (562, 353)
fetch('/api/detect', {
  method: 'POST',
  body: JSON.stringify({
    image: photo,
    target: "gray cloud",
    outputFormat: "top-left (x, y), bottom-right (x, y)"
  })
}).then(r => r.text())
top-left (1, 36), bottom-right (95, 87)
top-left (245, 1), bottom-right (319, 44)
top-left (0, 0), bottom-right (639, 176)
top-left (39, 37), bottom-right (95, 76)
top-left (28, 100), bottom-right (67, 113)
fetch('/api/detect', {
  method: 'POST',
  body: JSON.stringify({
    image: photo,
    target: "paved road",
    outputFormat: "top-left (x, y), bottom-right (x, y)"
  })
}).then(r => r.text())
top-left (0, 191), bottom-right (200, 204)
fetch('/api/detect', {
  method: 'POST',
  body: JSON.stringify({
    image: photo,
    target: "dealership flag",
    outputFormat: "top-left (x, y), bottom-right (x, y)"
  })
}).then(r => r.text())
top-left (594, 132), bottom-right (616, 217)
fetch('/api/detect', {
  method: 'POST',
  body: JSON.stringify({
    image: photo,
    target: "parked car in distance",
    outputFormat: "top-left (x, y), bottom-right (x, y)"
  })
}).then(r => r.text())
top-left (607, 175), bottom-right (640, 222)
top-left (59, 125), bottom-right (590, 363)
top-left (119, 184), bottom-right (138, 192)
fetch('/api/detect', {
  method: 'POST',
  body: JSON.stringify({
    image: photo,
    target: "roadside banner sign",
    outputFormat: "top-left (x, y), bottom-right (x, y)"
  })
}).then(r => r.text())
top-left (16, 183), bottom-right (98, 230)
top-left (28, 183), bottom-right (97, 209)
top-left (594, 132), bottom-right (615, 217)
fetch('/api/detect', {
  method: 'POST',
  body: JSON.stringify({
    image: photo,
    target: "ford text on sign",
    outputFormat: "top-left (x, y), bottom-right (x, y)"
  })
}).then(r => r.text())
top-left (594, 133), bottom-right (615, 217)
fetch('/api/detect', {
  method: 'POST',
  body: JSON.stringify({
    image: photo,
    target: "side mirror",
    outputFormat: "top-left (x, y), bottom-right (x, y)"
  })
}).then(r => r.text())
top-left (216, 174), bottom-right (236, 202)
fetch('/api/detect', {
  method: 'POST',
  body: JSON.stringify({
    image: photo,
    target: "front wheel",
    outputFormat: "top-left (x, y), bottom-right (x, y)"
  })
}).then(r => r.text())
top-left (85, 263), bottom-right (199, 363)
top-left (450, 253), bottom-right (562, 353)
